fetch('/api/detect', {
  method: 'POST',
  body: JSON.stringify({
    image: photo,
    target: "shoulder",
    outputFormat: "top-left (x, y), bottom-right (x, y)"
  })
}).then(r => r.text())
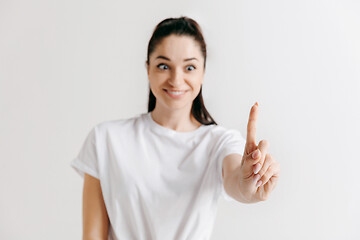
top-left (206, 124), bottom-right (244, 141)
top-left (92, 112), bottom-right (147, 136)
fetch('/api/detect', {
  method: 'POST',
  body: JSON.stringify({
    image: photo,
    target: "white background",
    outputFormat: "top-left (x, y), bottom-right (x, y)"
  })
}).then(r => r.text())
top-left (1, 0), bottom-right (359, 239)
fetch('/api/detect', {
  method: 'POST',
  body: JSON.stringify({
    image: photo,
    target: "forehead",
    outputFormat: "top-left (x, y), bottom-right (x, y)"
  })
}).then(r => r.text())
top-left (152, 35), bottom-right (202, 60)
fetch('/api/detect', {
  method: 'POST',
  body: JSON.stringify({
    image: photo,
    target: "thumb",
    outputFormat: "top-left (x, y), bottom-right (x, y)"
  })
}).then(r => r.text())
top-left (241, 148), bottom-right (262, 178)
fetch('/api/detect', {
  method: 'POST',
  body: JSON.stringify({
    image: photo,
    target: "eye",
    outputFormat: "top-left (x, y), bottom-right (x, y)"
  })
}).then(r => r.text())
top-left (157, 63), bottom-right (168, 70)
top-left (187, 65), bottom-right (196, 71)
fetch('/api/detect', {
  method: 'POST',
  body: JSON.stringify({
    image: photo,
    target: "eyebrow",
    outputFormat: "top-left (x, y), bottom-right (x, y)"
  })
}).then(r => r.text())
top-left (155, 56), bottom-right (198, 62)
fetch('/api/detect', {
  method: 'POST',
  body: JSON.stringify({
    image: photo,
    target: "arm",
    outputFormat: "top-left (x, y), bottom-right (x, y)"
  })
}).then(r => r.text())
top-left (83, 173), bottom-right (110, 240)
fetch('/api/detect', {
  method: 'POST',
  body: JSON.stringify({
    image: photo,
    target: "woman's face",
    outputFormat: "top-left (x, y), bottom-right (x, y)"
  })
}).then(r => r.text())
top-left (147, 34), bottom-right (205, 112)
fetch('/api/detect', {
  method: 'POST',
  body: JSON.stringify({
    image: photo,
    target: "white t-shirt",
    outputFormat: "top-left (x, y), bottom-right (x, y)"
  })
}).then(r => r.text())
top-left (71, 111), bottom-right (246, 240)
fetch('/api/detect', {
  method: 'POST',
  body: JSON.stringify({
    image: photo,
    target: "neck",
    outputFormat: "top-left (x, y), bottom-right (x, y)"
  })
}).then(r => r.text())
top-left (150, 106), bottom-right (201, 132)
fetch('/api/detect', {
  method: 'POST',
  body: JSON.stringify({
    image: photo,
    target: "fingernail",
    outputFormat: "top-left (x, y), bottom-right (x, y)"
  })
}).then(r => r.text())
top-left (254, 163), bottom-right (261, 174)
top-left (252, 149), bottom-right (260, 159)
top-left (256, 180), bottom-right (262, 188)
top-left (253, 174), bottom-right (261, 182)
top-left (255, 102), bottom-right (259, 106)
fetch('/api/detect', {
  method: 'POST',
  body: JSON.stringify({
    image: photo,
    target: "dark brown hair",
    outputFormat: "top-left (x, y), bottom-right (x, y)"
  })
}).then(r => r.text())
top-left (146, 16), bottom-right (217, 125)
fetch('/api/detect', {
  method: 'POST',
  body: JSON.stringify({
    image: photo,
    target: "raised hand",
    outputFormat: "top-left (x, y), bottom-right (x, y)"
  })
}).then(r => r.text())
top-left (237, 102), bottom-right (280, 203)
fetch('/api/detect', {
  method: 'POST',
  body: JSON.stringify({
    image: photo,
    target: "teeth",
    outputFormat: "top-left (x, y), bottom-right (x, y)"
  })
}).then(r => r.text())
top-left (167, 90), bottom-right (185, 95)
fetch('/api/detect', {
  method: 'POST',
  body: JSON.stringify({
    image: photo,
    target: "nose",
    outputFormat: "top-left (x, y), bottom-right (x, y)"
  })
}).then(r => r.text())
top-left (168, 67), bottom-right (184, 86)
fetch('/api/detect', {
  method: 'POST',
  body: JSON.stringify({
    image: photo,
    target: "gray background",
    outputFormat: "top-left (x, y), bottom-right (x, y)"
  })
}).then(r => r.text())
top-left (1, 0), bottom-right (359, 239)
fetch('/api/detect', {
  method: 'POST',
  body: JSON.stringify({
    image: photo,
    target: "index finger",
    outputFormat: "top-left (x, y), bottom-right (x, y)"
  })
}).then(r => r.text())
top-left (246, 102), bottom-right (259, 153)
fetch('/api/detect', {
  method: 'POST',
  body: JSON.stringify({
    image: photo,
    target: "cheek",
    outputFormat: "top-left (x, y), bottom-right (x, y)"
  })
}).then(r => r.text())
top-left (148, 78), bottom-right (164, 95)
top-left (148, 73), bottom-right (160, 85)
top-left (189, 75), bottom-right (203, 87)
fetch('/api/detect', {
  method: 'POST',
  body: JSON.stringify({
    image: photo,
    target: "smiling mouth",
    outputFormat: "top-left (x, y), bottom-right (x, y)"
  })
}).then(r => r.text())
top-left (163, 89), bottom-right (188, 97)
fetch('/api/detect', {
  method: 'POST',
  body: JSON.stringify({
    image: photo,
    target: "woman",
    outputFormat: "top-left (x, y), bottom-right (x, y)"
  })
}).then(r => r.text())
top-left (71, 16), bottom-right (280, 240)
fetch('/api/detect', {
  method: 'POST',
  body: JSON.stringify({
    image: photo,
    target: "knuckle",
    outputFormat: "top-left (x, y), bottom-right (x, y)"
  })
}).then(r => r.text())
top-left (258, 160), bottom-right (272, 177)
top-left (258, 168), bottom-right (266, 176)
top-left (260, 139), bottom-right (269, 148)
top-left (266, 154), bottom-right (276, 166)
top-left (262, 170), bottom-right (271, 182)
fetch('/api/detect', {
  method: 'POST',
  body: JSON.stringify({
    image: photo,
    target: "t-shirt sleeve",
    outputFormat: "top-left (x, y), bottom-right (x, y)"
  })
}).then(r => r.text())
top-left (217, 128), bottom-right (246, 202)
top-left (70, 126), bottom-right (99, 179)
